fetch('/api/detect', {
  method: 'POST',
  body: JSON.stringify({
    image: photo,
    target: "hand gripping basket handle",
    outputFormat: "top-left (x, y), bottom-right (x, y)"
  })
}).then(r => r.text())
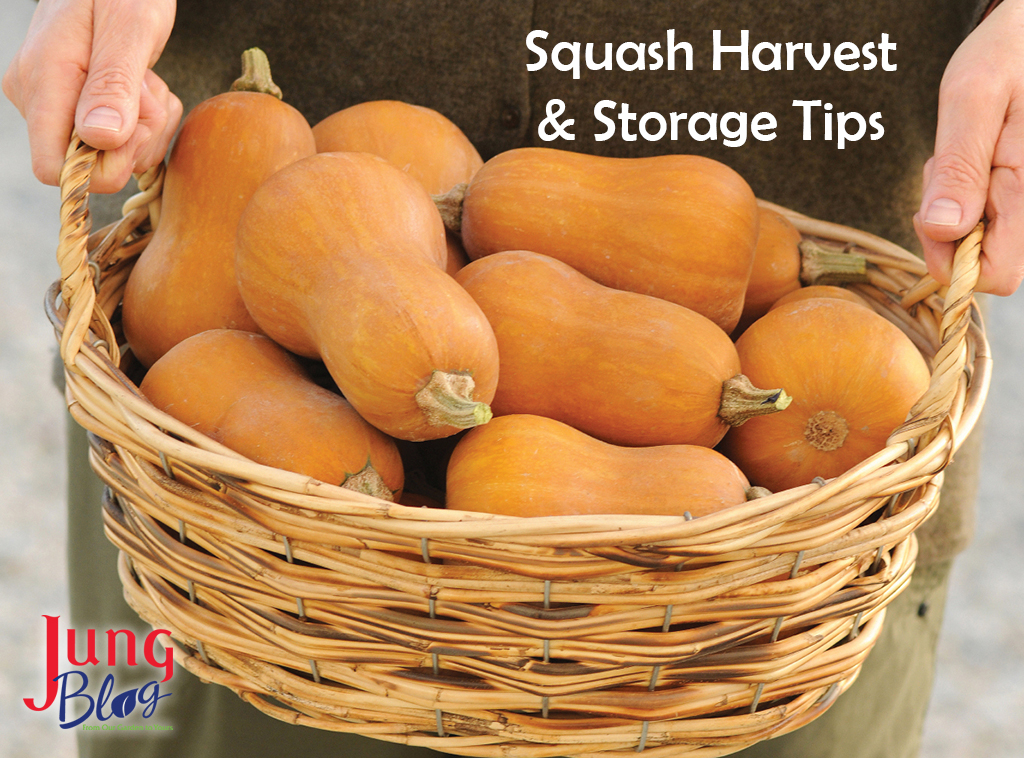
top-left (54, 132), bottom-right (984, 449)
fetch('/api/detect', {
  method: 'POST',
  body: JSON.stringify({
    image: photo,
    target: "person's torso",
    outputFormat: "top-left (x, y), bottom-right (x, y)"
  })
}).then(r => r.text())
top-left (161, 0), bottom-right (981, 247)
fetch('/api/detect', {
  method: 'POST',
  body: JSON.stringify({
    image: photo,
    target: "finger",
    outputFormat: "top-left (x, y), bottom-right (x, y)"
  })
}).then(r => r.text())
top-left (74, 0), bottom-right (173, 152)
top-left (131, 70), bottom-right (182, 171)
top-left (23, 66), bottom-right (89, 185)
top-left (918, 66), bottom-right (1006, 245)
top-left (89, 71), bottom-right (181, 194)
top-left (975, 164), bottom-right (1024, 296)
top-left (976, 94), bottom-right (1024, 295)
top-left (3, 13), bottom-right (91, 185)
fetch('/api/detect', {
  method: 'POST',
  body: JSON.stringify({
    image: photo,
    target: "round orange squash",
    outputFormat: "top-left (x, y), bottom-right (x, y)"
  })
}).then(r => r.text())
top-left (455, 250), bottom-right (791, 447)
top-left (721, 299), bottom-right (931, 492)
top-left (122, 50), bottom-right (316, 367)
top-left (446, 414), bottom-right (751, 518)
top-left (139, 330), bottom-right (404, 500)
top-left (440, 148), bottom-right (759, 333)
top-left (770, 284), bottom-right (871, 311)
top-left (234, 151), bottom-right (499, 441)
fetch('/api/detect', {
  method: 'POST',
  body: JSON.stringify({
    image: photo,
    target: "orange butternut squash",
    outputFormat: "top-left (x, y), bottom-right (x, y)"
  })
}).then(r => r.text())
top-left (437, 148), bottom-right (759, 333)
top-left (234, 151), bottom-right (499, 441)
top-left (721, 299), bottom-right (931, 492)
top-left (139, 330), bottom-right (404, 500)
top-left (734, 207), bottom-right (804, 333)
top-left (455, 250), bottom-right (791, 447)
top-left (312, 100), bottom-right (483, 196)
top-left (734, 208), bottom-right (871, 336)
top-left (313, 100), bottom-right (482, 276)
top-left (446, 414), bottom-right (751, 518)
top-left (122, 49), bottom-right (316, 367)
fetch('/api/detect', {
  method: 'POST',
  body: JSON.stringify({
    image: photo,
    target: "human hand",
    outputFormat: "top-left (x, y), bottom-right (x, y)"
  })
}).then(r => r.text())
top-left (3, 0), bottom-right (180, 194)
top-left (915, 0), bottom-right (1024, 296)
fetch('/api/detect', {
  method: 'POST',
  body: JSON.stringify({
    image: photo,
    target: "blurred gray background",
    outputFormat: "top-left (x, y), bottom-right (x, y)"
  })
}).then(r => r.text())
top-left (1, 1), bottom-right (1022, 756)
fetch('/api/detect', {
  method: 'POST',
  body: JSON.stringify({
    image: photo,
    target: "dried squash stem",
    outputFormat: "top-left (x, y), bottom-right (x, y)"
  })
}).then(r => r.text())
top-left (415, 370), bottom-right (492, 429)
top-left (433, 183), bottom-right (467, 234)
top-left (341, 463), bottom-right (395, 501)
top-left (799, 239), bottom-right (870, 286)
top-left (718, 374), bottom-right (792, 427)
top-left (230, 48), bottom-right (284, 99)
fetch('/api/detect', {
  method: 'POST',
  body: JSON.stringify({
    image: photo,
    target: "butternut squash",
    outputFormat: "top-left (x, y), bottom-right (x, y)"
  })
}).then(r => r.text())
top-left (312, 100), bottom-right (483, 196)
top-left (721, 299), bottom-right (931, 491)
top-left (437, 148), bottom-right (760, 333)
top-left (139, 330), bottom-right (404, 500)
top-left (455, 250), bottom-right (791, 447)
top-left (446, 414), bottom-right (751, 518)
top-left (734, 207), bottom-right (804, 334)
top-left (734, 208), bottom-right (871, 336)
top-left (122, 49), bottom-right (316, 367)
top-left (234, 151), bottom-right (499, 441)
top-left (313, 100), bottom-right (482, 276)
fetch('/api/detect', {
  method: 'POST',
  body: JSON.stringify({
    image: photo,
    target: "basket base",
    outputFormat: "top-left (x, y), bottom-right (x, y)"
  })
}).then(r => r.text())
top-left (117, 549), bottom-right (884, 758)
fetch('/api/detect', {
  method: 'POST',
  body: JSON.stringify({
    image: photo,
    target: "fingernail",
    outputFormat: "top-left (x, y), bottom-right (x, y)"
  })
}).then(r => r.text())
top-left (83, 106), bottom-right (123, 132)
top-left (924, 198), bottom-right (962, 227)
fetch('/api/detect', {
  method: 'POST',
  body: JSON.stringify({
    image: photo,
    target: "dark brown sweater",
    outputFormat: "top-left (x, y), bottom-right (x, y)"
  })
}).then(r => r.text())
top-left (145, 0), bottom-right (986, 564)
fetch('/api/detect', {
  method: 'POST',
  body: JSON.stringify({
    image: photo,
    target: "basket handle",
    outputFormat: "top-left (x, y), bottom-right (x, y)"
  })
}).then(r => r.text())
top-left (55, 133), bottom-right (101, 371)
top-left (887, 223), bottom-right (984, 447)
top-left (55, 132), bottom-right (163, 371)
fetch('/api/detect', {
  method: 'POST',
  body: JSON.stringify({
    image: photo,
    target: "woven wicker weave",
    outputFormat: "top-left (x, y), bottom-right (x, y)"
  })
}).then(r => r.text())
top-left (46, 135), bottom-right (991, 757)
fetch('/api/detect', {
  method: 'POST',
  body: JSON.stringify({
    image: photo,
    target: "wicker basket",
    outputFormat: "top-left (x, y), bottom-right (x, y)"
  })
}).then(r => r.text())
top-left (47, 135), bottom-right (991, 757)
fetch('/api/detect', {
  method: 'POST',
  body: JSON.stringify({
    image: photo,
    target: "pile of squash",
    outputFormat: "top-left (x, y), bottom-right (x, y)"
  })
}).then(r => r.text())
top-left (127, 50), bottom-right (931, 520)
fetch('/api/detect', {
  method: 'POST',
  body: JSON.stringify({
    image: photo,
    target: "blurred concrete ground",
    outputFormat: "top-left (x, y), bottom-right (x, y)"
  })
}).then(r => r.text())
top-left (1, 3), bottom-right (74, 755)
top-left (1, 2), bottom-right (1022, 757)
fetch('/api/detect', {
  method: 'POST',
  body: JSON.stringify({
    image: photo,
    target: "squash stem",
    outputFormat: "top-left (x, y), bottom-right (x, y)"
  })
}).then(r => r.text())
top-left (230, 48), bottom-right (284, 99)
top-left (415, 370), bottom-right (492, 429)
top-left (341, 462), bottom-right (394, 501)
top-left (433, 183), bottom-right (467, 234)
top-left (799, 239), bottom-right (869, 286)
top-left (718, 374), bottom-right (792, 427)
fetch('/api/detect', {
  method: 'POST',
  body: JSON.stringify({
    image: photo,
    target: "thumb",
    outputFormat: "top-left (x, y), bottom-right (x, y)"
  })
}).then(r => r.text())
top-left (74, 5), bottom-right (169, 151)
top-left (918, 65), bottom-right (1007, 245)
top-left (918, 132), bottom-right (994, 246)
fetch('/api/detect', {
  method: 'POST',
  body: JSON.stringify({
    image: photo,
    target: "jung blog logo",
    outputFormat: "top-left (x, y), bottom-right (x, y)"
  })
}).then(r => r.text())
top-left (24, 615), bottom-right (174, 729)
